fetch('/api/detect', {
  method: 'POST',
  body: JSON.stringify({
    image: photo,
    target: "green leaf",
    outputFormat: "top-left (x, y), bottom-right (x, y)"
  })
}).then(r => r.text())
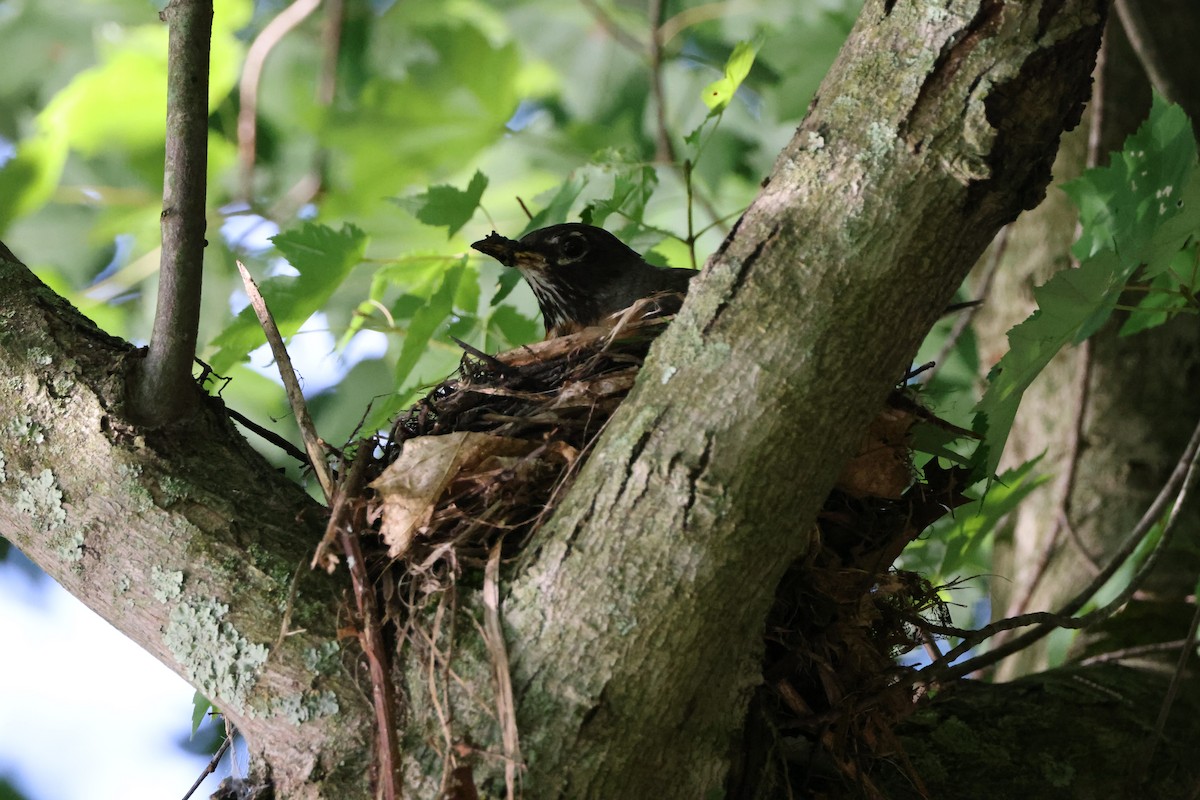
top-left (208, 223), bottom-right (368, 373)
top-left (580, 163), bottom-right (658, 229)
top-left (1063, 96), bottom-right (1196, 261)
top-left (393, 170), bottom-right (488, 237)
top-left (911, 422), bottom-right (972, 467)
top-left (973, 250), bottom-right (1127, 478)
top-left (1119, 253), bottom-right (1197, 336)
top-left (701, 41), bottom-right (758, 114)
top-left (394, 258), bottom-right (467, 392)
top-left (521, 174), bottom-right (589, 234)
top-left (190, 691), bottom-right (215, 739)
top-left (940, 457), bottom-right (1050, 576)
top-left (489, 304), bottom-right (540, 347)
top-left (975, 99), bottom-right (1200, 479)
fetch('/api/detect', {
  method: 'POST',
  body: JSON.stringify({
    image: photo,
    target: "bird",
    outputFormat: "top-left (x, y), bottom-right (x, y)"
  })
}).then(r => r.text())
top-left (471, 223), bottom-right (695, 338)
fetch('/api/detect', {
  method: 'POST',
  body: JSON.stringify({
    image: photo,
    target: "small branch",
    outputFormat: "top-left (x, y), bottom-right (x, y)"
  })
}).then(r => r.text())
top-left (226, 406), bottom-right (311, 465)
top-left (648, 0), bottom-right (675, 165)
top-left (317, 0), bottom-right (344, 106)
top-left (131, 0), bottom-right (213, 426)
top-left (1114, 0), bottom-right (1200, 141)
top-left (238, 0), bottom-right (322, 200)
top-left (996, 338), bottom-right (1096, 629)
top-left (484, 541), bottom-right (522, 798)
top-left (1078, 639), bottom-right (1190, 666)
top-left (181, 733), bottom-right (233, 800)
top-left (923, 415), bottom-right (1200, 682)
top-left (1145, 598), bottom-right (1200, 772)
top-left (235, 260), bottom-right (335, 500)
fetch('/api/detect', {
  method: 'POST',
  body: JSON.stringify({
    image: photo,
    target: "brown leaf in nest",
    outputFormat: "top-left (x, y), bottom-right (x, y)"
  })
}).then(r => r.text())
top-left (835, 405), bottom-right (915, 499)
top-left (370, 432), bottom-right (539, 558)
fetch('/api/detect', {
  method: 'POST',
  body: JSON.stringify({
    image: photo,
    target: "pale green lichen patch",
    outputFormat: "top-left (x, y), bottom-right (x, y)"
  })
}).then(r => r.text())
top-left (26, 347), bottom-right (52, 367)
top-left (16, 469), bottom-right (66, 531)
top-left (271, 690), bottom-right (339, 724)
top-left (117, 576), bottom-right (131, 594)
top-left (856, 120), bottom-right (897, 168)
top-left (303, 641), bottom-right (340, 675)
top-left (151, 566), bottom-right (184, 602)
top-left (54, 528), bottom-right (85, 562)
top-left (8, 415), bottom-right (45, 444)
top-left (0, 450), bottom-right (7, 483)
top-left (51, 373), bottom-right (74, 398)
top-left (164, 597), bottom-right (269, 711)
top-left (158, 475), bottom-right (190, 505)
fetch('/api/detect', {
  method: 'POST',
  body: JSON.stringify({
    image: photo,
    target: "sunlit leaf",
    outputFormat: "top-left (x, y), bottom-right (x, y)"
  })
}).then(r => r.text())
top-left (394, 170), bottom-right (489, 237)
top-left (975, 99), bottom-right (1200, 479)
top-left (190, 691), bottom-right (215, 739)
top-left (702, 40), bottom-right (758, 114)
top-left (207, 223), bottom-right (368, 373)
top-left (394, 258), bottom-right (467, 392)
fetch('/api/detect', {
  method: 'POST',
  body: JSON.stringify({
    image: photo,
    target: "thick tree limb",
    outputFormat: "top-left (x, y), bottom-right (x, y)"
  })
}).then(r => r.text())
top-left (502, 1), bottom-right (1106, 796)
top-left (0, 257), bottom-right (374, 799)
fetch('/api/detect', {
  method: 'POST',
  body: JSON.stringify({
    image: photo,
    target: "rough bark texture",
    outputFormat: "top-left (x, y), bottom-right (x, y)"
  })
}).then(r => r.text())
top-left (0, 261), bottom-right (375, 798)
top-left (886, 663), bottom-right (1200, 798)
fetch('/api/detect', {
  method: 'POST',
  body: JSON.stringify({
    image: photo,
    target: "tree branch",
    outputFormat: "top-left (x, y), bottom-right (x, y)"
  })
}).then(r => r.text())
top-left (130, 0), bottom-right (213, 426)
top-left (0, 256), bottom-right (375, 799)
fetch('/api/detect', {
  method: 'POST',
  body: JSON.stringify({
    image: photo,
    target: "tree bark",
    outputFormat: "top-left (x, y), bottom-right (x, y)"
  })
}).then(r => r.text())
top-left (0, 261), bottom-right (375, 799)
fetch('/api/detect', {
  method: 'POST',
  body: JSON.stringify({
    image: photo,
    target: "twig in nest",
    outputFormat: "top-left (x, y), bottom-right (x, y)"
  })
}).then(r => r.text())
top-left (335, 443), bottom-right (401, 799)
top-left (483, 540), bottom-right (521, 798)
top-left (451, 336), bottom-right (518, 377)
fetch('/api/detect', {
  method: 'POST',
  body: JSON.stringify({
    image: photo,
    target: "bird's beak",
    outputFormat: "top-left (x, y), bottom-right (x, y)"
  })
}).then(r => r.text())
top-left (470, 232), bottom-right (547, 271)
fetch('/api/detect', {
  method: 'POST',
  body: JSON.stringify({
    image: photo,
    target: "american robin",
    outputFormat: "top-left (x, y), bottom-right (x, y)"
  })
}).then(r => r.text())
top-left (471, 223), bottom-right (695, 338)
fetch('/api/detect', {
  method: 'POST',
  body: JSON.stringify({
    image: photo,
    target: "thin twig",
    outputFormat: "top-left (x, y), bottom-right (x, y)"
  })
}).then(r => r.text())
top-left (1145, 591), bottom-right (1200, 770)
top-left (235, 260), bottom-right (335, 501)
top-left (336, 443), bottom-right (402, 800)
top-left (997, 338), bottom-right (1097, 631)
top-left (238, 0), bottom-right (322, 199)
top-left (922, 415), bottom-right (1200, 682)
top-left (484, 541), bottom-right (522, 799)
top-left (648, 0), bottom-right (675, 165)
top-left (133, 0), bottom-right (213, 425)
top-left (1078, 639), bottom-right (1190, 666)
top-left (994, 52), bottom-right (1116, 635)
top-left (226, 406), bottom-right (311, 465)
top-left (180, 734), bottom-right (232, 800)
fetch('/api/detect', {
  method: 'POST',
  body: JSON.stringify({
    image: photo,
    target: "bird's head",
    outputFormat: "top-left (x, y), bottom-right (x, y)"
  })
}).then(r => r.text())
top-left (471, 223), bottom-right (647, 335)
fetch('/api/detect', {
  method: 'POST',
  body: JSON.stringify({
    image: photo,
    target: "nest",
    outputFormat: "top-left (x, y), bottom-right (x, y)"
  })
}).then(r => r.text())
top-left (346, 298), bottom-right (970, 796)
top-left (367, 301), bottom-right (675, 588)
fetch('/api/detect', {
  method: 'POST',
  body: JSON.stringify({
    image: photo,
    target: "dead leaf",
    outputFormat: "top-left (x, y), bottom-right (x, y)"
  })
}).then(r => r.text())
top-left (370, 432), bottom-right (538, 558)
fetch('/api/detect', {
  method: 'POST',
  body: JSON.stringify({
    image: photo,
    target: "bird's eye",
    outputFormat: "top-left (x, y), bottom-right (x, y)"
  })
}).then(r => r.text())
top-left (559, 233), bottom-right (589, 261)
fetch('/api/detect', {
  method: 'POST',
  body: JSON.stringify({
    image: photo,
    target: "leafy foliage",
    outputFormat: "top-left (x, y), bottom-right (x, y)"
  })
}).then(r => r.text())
top-left (972, 98), bottom-right (1200, 478)
top-left (393, 170), bottom-right (488, 238)
top-left (0, 1), bottom-right (863, 457)
top-left (208, 222), bottom-right (369, 374)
